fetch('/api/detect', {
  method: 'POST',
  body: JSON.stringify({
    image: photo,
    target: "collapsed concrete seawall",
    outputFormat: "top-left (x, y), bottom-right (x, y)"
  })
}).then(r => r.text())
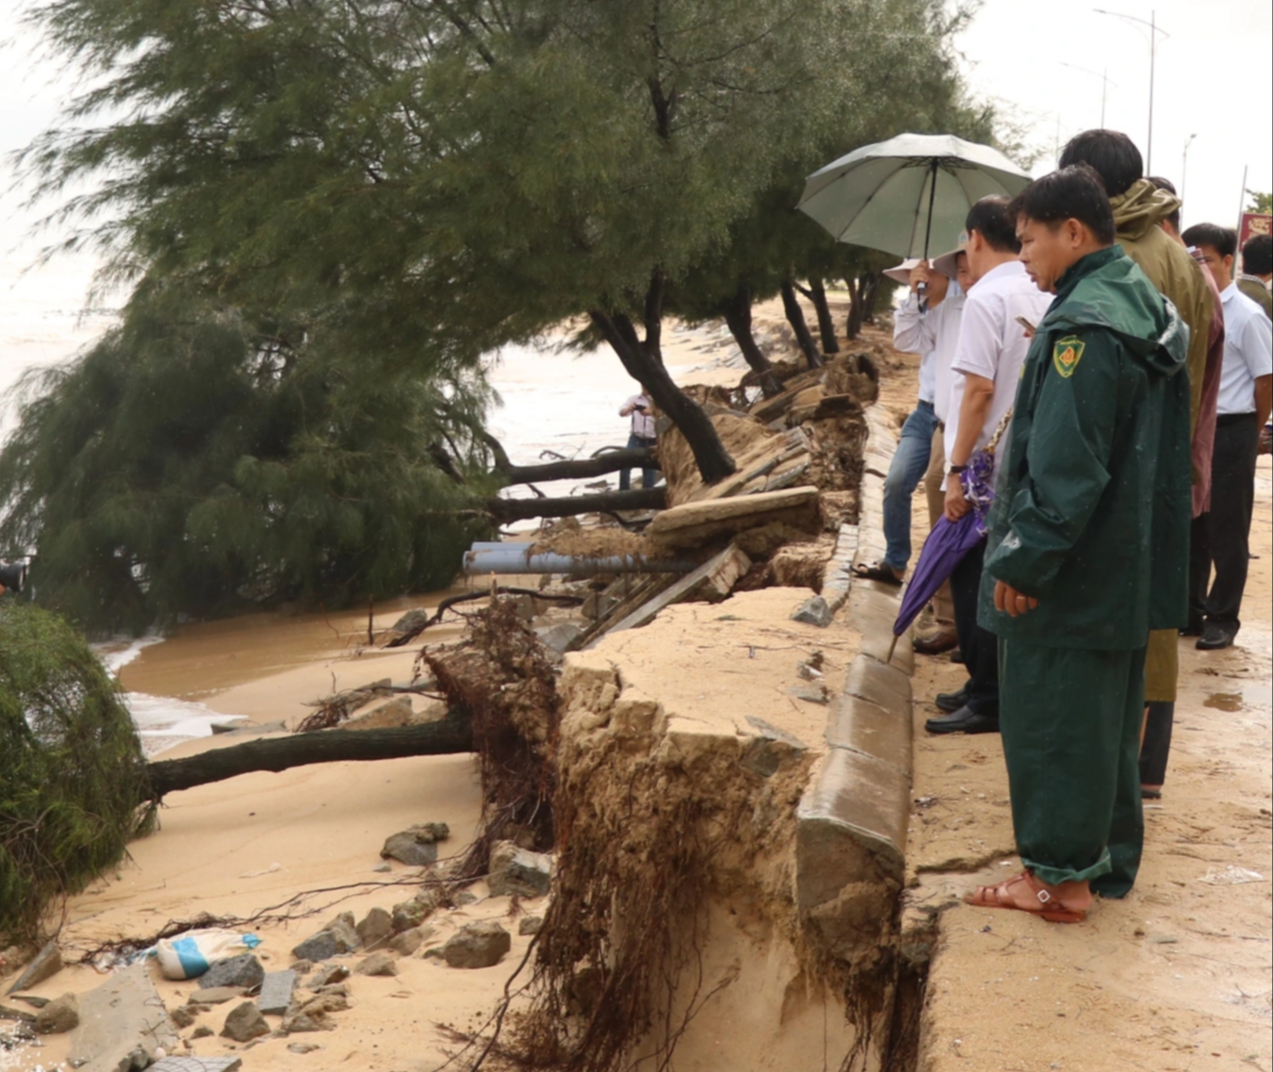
top-left (517, 407), bottom-right (915, 1072)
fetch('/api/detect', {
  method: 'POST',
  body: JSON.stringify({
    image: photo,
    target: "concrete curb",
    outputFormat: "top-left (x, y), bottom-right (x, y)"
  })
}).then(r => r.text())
top-left (796, 404), bottom-right (915, 950)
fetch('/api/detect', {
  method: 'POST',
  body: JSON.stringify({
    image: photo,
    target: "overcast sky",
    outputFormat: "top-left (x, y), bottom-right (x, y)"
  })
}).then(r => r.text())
top-left (1, 0), bottom-right (1271, 316)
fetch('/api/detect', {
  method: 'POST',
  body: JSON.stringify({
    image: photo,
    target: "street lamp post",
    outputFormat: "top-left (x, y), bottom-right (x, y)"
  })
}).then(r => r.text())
top-left (1094, 8), bottom-right (1169, 173)
top-left (1059, 62), bottom-right (1115, 128)
top-left (1181, 133), bottom-right (1197, 206)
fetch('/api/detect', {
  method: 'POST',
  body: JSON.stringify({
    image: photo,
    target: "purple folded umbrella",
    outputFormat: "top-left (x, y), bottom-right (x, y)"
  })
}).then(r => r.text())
top-left (889, 441), bottom-right (1002, 651)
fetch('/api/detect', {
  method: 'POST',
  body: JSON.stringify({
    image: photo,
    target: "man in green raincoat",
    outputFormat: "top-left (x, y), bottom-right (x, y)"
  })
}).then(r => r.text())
top-left (966, 166), bottom-right (1191, 922)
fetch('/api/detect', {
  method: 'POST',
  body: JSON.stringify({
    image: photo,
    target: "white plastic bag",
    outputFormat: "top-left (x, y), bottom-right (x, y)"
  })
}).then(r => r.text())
top-left (153, 928), bottom-right (262, 980)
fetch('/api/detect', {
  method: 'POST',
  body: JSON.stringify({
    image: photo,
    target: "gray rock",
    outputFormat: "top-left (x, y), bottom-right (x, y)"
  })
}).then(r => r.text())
top-left (536, 622), bottom-right (583, 654)
top-left (290, 959), bottom-right (314, 974)
top-left (313, 982), bottom-right (350, 999)
top-left (354, 951), bottom-right (398, 977)
top-left (6, 940), bottom-right (62, 995)
top-left (257, 970), bottom-right (297, 1016)
top-left (169, 1005), bottom-right (197, 1028)
top-left (452, 889), bottom-right (479, 906)
top-left (66, 963), bottom-right (178, 1072)
top-left (387, 926), bottom-right (433, 956)
top-left (387, 608), bottom-right (429, 637)
top-left (380, 824), bottom-right (449, 866)
top-left (220, 1000), bottom-right (270, 1043)
top-left (291, 930), bottom-right (339, 962)
top-left (10, 994), bottom-right (49, 1009)
top-left (391, 891), bottom-right (440, 933)
top-left (792, 595), bottom-right (834, 628)
top-left (150, 1059), bottom-right (243, 1072)
top-left (518, 916), bottom-right (544, 937)
top-left (488, 841), bottom-right (553, 898)
top-left (356, 907), bottom-right (393, 950)
top-left (288, 1043), bottom-right (322, 1054)
top-left (372, 862), bottom-right (392, 873)
top-left (322, 911), bottom-right (361, 953)
top-left (282, 992), bottom-right (347, 1034)
top-left (192, 1024), bottom-right (214, 1038)
top-left (306, 964), bottom-right (350, 990)
top-left (34, 992), bottom-right (78, 1034)
top-left (443, 921), bottom-right (511, 969)
top-left (199, 953), bottom-right (264, 991)
top-left (189, 986), bottom-right (247, 1005)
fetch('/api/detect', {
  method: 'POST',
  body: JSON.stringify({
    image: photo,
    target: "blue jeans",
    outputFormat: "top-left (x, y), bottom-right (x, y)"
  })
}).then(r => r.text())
top-left (619, 434), bottom-right (660, 491)
top-left (882, 401), bottom-right (939, 572)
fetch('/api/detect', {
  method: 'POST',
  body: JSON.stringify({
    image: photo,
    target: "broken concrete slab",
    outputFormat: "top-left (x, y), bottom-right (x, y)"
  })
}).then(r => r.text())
top-left (792, 595), bottom-right (834, 628)
top-left (536, 622), bottom-right (584, 654)
top-left (189, 986), bottom-right (248, 1005)
top-left (820, 523), bottom-right (859, 613)
top-left (149, 1059), bottom-right (243, 1072)
top-left (290, 930), bottom-right (339, 962)
top-left (488, 841), bottom-right (553, 898)
top-left (221, 999), bottom-right (270, 1042)
top-left (824, 691), bottom-right (912, 776)
top-left (257, 969), bottom-right (297, 1016)
top-left (647, 486), bottom-right (822, 550)
top-left (842, 652), bottom-right (911, 708)
top-left (592, 545), bottom-right (752, 643)
top-left (67, 962), bottom-right (179, 1072)
top-left (5, 940), bottom-right (62, 995)
top-left (199, 953), bottom-right (264, 991)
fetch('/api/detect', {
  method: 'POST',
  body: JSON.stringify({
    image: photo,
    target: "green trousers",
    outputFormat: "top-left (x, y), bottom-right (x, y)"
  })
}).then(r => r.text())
top-left (999, 638), bottom-right (1146, 895)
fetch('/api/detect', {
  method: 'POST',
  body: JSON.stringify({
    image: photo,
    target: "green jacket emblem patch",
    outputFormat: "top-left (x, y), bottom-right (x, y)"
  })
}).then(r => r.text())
top-left (1052, 335), bottom-right (1086, 378)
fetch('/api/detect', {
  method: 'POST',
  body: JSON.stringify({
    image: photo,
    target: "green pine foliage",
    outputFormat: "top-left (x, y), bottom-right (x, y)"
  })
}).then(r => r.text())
top-left (0, 602), bottom-right (151, 942)
top-left (0, 295), bottom-right (492, 635)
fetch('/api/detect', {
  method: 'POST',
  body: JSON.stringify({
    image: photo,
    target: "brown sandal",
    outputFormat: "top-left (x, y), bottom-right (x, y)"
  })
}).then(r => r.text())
top-left (964, 871), bottom-right (1088, 923)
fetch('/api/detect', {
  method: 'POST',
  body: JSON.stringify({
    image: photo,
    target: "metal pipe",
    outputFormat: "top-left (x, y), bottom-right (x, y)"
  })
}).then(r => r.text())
top-left (462, 543), bottom-right (698, 577)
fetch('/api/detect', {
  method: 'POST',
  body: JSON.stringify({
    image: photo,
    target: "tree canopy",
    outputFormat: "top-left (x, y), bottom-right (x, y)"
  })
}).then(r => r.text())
top-left (0, 289), bottom-right (489, 634)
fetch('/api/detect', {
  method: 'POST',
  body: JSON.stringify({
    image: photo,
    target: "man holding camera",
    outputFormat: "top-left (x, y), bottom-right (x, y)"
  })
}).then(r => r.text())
top-left (619, 389), bottom-right (660, 492)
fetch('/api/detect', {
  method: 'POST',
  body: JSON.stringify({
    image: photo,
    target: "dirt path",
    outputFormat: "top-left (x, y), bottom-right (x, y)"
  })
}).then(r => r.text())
top-left (867, 323), bottom-right (1272, 1072)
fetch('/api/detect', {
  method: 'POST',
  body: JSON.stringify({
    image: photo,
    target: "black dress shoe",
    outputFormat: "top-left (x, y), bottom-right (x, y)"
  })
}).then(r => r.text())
top-left (934, 685), bottom-right (970, 712)
top-left (925, 705), bottom-right (1000, 735)
top-left (1196, 623), bottom-right (1235, 650)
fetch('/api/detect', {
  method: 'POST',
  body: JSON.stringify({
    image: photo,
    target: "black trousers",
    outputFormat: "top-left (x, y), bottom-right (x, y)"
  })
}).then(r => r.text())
top-left (951, 537), bottom-right (999, 716)
top-left (1190, 413), bottom-right (1260, 633)
top-left (1139, 701), bottom-right (1174, 787)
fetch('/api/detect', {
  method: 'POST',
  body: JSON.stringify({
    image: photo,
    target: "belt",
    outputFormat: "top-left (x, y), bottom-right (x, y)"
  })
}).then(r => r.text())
top-left (1215, 412), bottom-right (1257, 426)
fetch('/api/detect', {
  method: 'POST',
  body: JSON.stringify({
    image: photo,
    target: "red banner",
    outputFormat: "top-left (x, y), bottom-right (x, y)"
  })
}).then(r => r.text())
top-left (1239, 212), bottom-right (1272, 247)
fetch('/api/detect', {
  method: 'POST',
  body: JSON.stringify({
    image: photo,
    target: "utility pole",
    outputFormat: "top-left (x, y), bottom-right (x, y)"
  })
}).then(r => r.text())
top-left (1059, 63), bottom-right (1115, 128)
top-left (1094, 8), bottom-right (1169, 172)
top-left (1181, 133), bottom-right (1197, 207)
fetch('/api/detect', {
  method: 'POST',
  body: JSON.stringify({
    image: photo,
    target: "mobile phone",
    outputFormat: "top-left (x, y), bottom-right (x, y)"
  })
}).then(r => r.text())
top-left (1015, 315), bottom-right (1037, 333)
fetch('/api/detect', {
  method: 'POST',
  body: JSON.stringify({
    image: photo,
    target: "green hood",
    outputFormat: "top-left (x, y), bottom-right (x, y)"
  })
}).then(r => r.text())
top-left (1041, 245), bottom-right (1189, 377)
top-left (1109, 178), bottom-right (1181, 242)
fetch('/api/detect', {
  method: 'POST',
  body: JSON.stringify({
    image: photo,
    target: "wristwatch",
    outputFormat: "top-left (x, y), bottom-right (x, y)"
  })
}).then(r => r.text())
top-left (948, 463), bottom-right (969, 475)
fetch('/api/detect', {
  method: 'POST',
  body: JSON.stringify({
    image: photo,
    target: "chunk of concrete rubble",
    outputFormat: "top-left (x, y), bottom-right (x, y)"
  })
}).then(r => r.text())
top-left (67, 962), bottom-right (179, 1072)
top-left (792, 595), bottom-right (834, 628)
top-left (33, 992), bottom-right (78, 1034)
top-left (282, 991), bottom-right (348, 1033)
top-left (518, 916), bottom-right (544, 937)
top-left (291, 930), bottom-right (339, 962)
top-left (322, 911), bottom-right (361, 953)
top-left (342, 695), bottom-right (414, 730)
top-left (355, 951), bottom-right (398, 976)
top-left (5, 940), bottom-right (62, 995)
top-left (741, 716), bottom-right (810, 778)
top-left (169, 1005), bottom-right (197, 1028)
top-left (387, 926), bottom-right (433, 956)
top-left (199, 953), bottom-right (264, 991)
top-left (257, 969), bottom-right (297, 1016)
top-left (189, 986), bottom-right (247, 1005)
top-left (380, 823), bottom-right (449, 866)
top-left (647, 486), bottom-right (822, 550)
top-left (356, 907), bottom-right (393, 949)
top-left (149, 1059), bottom-right (243, 1072)
top-left (288, 1042), bottom-right (322, 1054)
top-left (391, 891), bottom-right (440, 933)
top-left (536, 622), bottom-right (584, 655)
top-left (221, 1000), bottom-right (270, 1042)
top-left (0, 1002), bottom-right (35, 1022)
top-left (488, 841), bottom-right (553, 898)
top-left (443, 921), bottom-right (511, 969)
top-left (307, 963), bottom-right (350, 990)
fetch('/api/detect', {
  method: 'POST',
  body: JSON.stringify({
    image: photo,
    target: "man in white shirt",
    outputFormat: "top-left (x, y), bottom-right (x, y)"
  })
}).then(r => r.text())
top-left (854, 257), bottom-right (964, 603)
top-left (1181, 224), bottom-right (1273, 650)
top-left (926, 198), bottom-right (1054, 735)
top-left (618, 389), bottom-right (659, 491)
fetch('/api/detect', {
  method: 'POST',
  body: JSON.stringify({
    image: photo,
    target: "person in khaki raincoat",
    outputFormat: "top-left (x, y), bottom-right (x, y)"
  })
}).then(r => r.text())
top-left (1058, 132), bottom-right (1215, 729)
top-left (966, 166), bottom-right (1191, 922)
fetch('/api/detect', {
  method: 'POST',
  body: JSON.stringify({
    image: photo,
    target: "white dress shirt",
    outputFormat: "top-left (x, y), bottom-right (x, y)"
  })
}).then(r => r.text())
top-left (1216, 282), bottom-right (1273, 416)
top-left (624, 395), bottom-right (657, 439)
top-left (944, 260), bottom-right (1053, 476)
top-left (893, 283), bottom-right (966, 421)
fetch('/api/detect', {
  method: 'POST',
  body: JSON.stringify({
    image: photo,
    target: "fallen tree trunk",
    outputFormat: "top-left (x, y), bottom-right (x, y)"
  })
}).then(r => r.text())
top-left (144, 720), bottom-right (473, 799)
top-left (484, 487), bottom-right (666, 523)
top-left (499, 448), bottom-right (656, 487)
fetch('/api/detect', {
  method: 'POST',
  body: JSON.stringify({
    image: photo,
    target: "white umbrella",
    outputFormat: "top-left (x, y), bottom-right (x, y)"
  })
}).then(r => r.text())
top-left (797, 133), bottom-right (1032, 261)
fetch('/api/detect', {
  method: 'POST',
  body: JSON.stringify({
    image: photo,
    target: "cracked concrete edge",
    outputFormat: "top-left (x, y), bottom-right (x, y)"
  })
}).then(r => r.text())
top-left (796, 402), bottom-right (914, 940)
top-left (821, 522), bottom-right (860, 613)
